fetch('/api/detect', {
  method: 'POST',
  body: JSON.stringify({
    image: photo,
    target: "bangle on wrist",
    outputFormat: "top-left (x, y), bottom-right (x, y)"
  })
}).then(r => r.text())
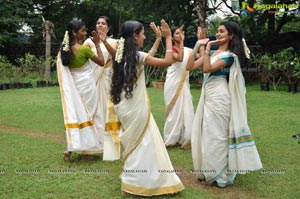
top-left (166, 49), bottom-right (173, 53)
top-left (205, 51), bottom-right (210, 56)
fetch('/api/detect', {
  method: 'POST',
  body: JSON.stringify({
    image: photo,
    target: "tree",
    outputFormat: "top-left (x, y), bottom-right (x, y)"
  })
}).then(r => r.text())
top-left (194, 0), bottom-right (209, 27)
top-left (222, 0), bottom-right (300, 52)
top-left (42, 19), bottom-right (56, 82)
top-left (0, 0), bottom-right (34, 46)
top-left (29, 0), bottom-right (82, 43)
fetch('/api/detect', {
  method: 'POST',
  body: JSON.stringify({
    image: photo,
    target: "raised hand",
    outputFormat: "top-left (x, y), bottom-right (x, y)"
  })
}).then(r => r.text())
top-left (197, 27), bottom-right (207, 40)
top-left (98, 29), bottom-right (107, 42)
top-left (90, 30), bottom-right (100, 46)
top-left (197, 27), bottom-right (209, 46)
top-left (160, 19), bottom-right (171, 38)
top-left (150, 22), bottom-right (162, 39)
top-left (179, 26), bottom-right (185, 41)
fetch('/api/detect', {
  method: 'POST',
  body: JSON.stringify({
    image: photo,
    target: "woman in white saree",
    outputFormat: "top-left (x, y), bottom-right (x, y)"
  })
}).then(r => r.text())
top-left (164, 26), bottom-right (194, 148)
top-left (187, 21), bottom-right (262, 188)
top-left (111, 20), bottom-right (184, 196)
top-left (84, 16), bottom-right (121, 161)
top-left (57, 20), bottom-right (105, 160)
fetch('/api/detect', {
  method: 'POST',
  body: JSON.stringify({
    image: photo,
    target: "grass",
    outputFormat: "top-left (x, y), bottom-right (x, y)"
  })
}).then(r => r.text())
top-left (0, 84), bottom-right (299, 199)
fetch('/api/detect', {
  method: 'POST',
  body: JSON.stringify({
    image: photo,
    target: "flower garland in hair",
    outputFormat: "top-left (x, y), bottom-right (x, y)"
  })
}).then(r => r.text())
top-left (115, 37), bottom-right (125, 63)
top-left (62, 31), bottom-right (69, 52)
top-left (242, 38), bottom-right (251, 59)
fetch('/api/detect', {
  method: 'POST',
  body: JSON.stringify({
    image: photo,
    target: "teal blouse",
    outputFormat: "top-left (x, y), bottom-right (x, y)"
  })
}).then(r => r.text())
top-left (210, 50), bottom-right (234, 77)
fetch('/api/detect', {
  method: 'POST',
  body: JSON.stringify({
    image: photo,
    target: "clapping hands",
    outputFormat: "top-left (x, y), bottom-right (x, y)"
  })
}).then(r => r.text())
top-left (160, 19), bottom-right (171, 38)
top-left (90, 27), bottom-right (108, 46)
top-left (197, 27), bottom-right (209, 46)
top-left (149, 22), bottom-right (162, 39)
top-left (179, 25), bottom-right (185, 41)
top-left (90, 30), bottom-right (100, 46)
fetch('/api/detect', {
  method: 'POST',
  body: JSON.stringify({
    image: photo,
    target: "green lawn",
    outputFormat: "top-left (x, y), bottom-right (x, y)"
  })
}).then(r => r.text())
top-left (0, 85), bottom-right (299, 199)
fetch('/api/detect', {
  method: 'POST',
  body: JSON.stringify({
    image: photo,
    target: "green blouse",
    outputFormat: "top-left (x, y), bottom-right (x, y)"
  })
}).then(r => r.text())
top-left (69, 45), bottom-right (95, 69)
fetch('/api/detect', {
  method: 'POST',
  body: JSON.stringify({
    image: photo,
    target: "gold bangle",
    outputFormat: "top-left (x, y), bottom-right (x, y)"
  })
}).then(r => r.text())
top-left (166, 49), bottom-right (173, 53)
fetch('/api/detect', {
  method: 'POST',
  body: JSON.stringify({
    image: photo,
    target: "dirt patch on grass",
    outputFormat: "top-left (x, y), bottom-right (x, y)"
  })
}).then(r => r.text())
top-left (1, 124), bottom-right (258, 199)
top-left (0, 125), bottom-right (65, 145)
top-left (175, 166), bottom-right (257, 199)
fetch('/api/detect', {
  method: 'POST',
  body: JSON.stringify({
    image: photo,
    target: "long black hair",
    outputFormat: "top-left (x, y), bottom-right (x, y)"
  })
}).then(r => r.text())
top-left (220, 21), bottom-right (246, 66)
top-left (60, 19), bottom-right (85, 66)
top-left (111, 20), bottom-right (143, 104)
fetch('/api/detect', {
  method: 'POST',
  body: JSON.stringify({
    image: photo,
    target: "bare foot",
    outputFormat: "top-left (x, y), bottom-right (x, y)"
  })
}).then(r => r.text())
top-left (181, 143), bottom-right (191, 149)
top-left (63, 151), bottom-right (71, 161)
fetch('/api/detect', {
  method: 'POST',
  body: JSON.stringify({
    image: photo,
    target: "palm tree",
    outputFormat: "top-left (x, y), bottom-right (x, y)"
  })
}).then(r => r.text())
top-left (42, 16), bottom-right (56, 83)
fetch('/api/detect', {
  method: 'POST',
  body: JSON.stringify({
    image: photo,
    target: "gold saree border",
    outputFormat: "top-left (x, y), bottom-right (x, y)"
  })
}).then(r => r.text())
top-left (165, 69), bottom-right (188, 117)
top-left (57, 53), bottom-right (73, 148)
top-left (165, 48), bottom-right (191, 117)
top-left (105, 121), bottom-right (121, 131)
top-left (105, 99), bottom-right (121, 158)
top-left (77, 150), bottom-right (103, 155)
top-left (121, 182), bottom-right (184, 196)
top-left (65, 120), bottom-right (94, 129)
top-left (228, 134), bottom-right (254, 145)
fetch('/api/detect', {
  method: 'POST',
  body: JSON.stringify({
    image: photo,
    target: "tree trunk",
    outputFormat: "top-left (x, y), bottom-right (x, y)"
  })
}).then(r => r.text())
top-left (195, 0), bottom-right (208, 27)
top-left (45, 31), bottom-right (51, 82)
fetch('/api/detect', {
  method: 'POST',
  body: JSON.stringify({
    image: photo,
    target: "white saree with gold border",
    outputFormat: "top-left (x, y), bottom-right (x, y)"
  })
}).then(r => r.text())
top-left (115, 51), bottom-right (184, 196)
top-left (84, 38), bottom-right (121, 160)
top-left (164, 47), bottom-right (194, 148)
top-left (57, 53), bottom-right (104, 154)
top-left (191, 51), bottom-right (262, 187)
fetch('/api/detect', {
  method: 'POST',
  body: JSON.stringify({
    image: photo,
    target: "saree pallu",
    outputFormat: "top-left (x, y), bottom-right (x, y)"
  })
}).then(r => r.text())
top-left (85, 38), bottom-right (120, 160)
top-left (191, 51), bottom-right (262, 187)
top-left (57, 53), bottom-right (104, 154)
top-left (115, 52), bottom-right (184, 196)
top-left (164, 47), bottom-right (194, 148)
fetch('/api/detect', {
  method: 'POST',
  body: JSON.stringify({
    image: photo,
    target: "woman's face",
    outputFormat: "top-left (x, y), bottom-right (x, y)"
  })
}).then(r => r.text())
top-left (172, 28), bottom-right (181, 43)
top-left (134, 26), bottom-right (146, 48)
top-left (96, 18), bottom-right (109, 34)
top-left (73, 25), bottom-right (87, 42)
top-left (216, 25), bottom-right (232, 44)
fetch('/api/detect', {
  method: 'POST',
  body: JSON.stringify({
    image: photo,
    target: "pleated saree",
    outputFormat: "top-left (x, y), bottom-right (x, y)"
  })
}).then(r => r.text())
top-left (84, 38), bottom-right (121, 160)
top-left (57, 48), bottom-right (104, 154)
top-left (115, 51), bottom-right (184, 196)
top-left (191, 51), bottom-right (262, 187)
top-left (164, 47), bottom-right (194, 148)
